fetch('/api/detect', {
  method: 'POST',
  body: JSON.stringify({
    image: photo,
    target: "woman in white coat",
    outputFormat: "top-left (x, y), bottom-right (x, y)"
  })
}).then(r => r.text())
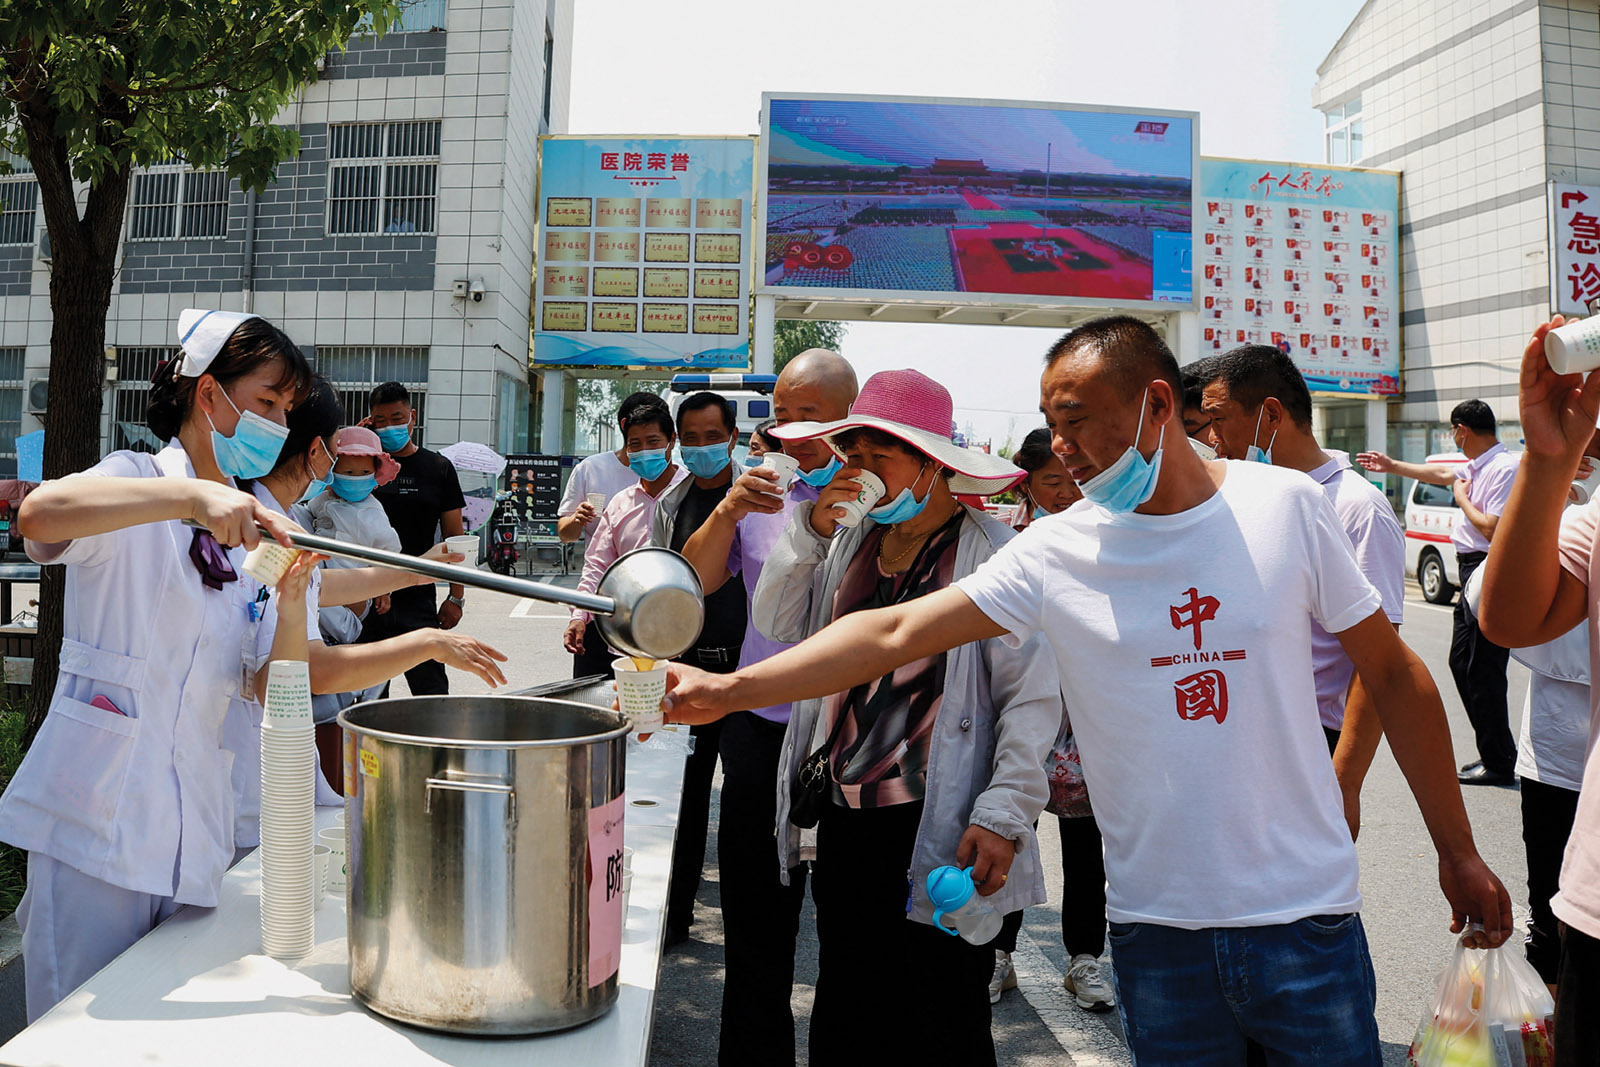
top-left (5, 309), bottom-right (319, 1021)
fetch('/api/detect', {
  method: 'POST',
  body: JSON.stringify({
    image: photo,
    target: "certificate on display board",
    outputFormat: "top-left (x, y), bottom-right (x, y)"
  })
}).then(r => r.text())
top-left (1197, 157), bottom-right (1401, 397)
top-left (533, 136), bottom-right (754, 369)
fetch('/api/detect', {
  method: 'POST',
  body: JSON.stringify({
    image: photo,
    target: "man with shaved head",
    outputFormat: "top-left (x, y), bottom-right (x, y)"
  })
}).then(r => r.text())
top-left (663, 317), bottom-right (1511, 1064)
top-left (680, 347), bottom-right (857, 1066)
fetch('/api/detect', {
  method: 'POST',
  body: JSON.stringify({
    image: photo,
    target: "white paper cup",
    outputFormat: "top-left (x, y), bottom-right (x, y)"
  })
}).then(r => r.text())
top-left (621, 846), bottom-right (634, 872)
top-left (759, 452), bottom-right (799, 493)
top-left (318, 827), bottom-right (348, 890)
top-left (445, 534), bottom-right (478, 560)
top-left (262, 661), bottom-right (314, 728)
top-left (586, 492), bottom-right (606, 510)
top-left (312, 845), bottom-right (331, 910)
top-left (1574, 465), bottom-right (1600, 505)
top-left (621, 871), bottom-right (633, 915)
top-left (242, 542), bottom-right (302, 586)
top-left (833, 471), bottom-right (887, 528)
top-left (1546, 316), bottom-right (1600, 376)
top-left (613, 658), bottom-right (667, 732)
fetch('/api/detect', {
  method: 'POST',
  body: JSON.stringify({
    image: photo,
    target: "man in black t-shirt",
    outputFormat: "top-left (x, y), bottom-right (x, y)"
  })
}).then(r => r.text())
top-left (363, 381), bottom-right (467, 695)
top-left (649, 391), bottom-right (745, 946)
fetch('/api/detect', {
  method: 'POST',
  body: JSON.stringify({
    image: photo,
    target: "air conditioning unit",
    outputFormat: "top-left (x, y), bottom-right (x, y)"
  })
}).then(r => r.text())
top-left (25, 378), bottom-right (46, 414)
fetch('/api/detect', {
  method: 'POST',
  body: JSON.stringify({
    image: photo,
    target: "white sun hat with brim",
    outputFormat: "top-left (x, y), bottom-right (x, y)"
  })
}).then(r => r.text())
top-left (771, 368), bottom-right (1025, 497)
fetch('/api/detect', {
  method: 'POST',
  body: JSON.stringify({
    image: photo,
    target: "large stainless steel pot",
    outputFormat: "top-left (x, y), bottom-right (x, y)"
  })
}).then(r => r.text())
top-left (339, 696), bottom-right (630, 1035)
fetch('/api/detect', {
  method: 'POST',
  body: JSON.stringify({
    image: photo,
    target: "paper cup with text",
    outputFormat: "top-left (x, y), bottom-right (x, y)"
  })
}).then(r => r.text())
top-left (445, 534), bottom-right (478, 561)
top-left (312, 845), bottom-right (331, 910)
top-left (263, 660), bottom-right (314, 729)
top-left (759, 452), bottom-right (799, 494)
top-left (243, 542), bottom-right (302, 586)
top-left (1545, 316), bottom-right (1600, 376)
top-left (833, 471), bottom-right (887, 528)
top-left (613, 658), bottom-right (668, 732)
top-left (586, 492), bottom-right (606, 510)
top-left (318, 826), bottom-right (348, 890)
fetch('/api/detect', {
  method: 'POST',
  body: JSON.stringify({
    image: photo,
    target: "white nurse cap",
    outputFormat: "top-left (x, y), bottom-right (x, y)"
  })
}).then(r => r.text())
top-left (176, 308), bottom-right (260, 378)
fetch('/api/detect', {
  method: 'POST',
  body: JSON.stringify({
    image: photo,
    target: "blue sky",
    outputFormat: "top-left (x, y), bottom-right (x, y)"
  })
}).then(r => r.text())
top-left (569, 0), bottom-right (1368, 448)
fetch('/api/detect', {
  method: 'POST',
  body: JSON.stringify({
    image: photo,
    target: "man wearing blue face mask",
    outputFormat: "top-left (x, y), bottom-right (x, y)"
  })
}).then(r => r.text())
top-left (648, 391), bottom-right (747, 946)
top-left (363, 382), bottom-right (466, 696)
top-left (563, 405), bottom-right (685, 667)
top-left (662, 317), bottom-right (1514, 1067)
top-left (1198, 346), bottom-right (1406, 836)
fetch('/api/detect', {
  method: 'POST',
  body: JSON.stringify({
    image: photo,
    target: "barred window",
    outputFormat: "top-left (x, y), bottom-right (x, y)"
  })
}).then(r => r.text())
top-left (109, 346), bottom-right (177, 454)
top-left (395, 0), bottom-right (447, 32)
top-left (0, 348), bottom-right (24, 478)
top-left (128, 166), bottom-right (230, 240)
top-left (318, 345), bottom-right (430, 433)
top-left (0, 153), bottom-right (36, 246)
top-left (327, 122), bottom-right (440, 237)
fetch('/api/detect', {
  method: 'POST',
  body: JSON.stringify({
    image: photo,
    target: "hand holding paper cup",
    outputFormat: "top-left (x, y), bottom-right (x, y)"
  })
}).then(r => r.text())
top-left (759, 453), bottom-right (799, 494)
top-left (445, 534), bottom-right (478, 562)
top-left (613, 657), bottom-right (667, 733)
top-left (833, 471), bottom-right (887, 528)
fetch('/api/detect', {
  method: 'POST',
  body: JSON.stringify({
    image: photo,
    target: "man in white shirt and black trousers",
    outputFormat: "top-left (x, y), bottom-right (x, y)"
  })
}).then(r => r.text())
top-left (659, 316), bottom-right (1512, 1064)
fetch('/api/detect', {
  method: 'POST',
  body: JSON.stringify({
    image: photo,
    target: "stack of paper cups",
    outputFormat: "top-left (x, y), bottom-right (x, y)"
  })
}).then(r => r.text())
top-left (259, 659), bottom-right (316, 959)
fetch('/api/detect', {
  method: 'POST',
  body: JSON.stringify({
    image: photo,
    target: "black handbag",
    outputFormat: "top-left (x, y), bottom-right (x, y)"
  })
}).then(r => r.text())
top-left (789, 711), bottom-right (849, 829)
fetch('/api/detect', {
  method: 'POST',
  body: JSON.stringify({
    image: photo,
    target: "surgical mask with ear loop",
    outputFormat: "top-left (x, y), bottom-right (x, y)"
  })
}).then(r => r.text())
top-left (868, 462), bottom-right (935, 525)
top-left (1077, 386), bottom-right (1164, 514)
top-left (1246, 402), bottom-right (1278, 464)
top-left (207, 386), bottom-right (291, 481)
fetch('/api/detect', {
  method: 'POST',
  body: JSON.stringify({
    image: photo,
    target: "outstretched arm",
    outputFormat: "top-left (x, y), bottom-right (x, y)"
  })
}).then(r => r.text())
top-left (1480, 319), bottom-right (1600, 648)
top-left (1355, 452), bottom-right (1458, 485)
top-left (1337, 611), bottom-right (1511, 947)
top-left (665, 587), bottom-right (1007, 724)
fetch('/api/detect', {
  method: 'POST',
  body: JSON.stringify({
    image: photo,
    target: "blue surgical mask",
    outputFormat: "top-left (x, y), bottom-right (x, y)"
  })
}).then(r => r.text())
top-left (331, 473), bottom-right (379, 503)
top-left (796, 454), bottom-right (843, 488)
top-left (376, 424), bottom-right (412, 452)
top-left (743, 454), bottom-right (765, 468)
top-left (1078, 387), bottom-right (1164, 514)
top-left (299, 440), bottom-right (336, 501)
top-left (1245, 403), bottom-right (1277, 464)
top-left (628, 448), bottom-right (670, 481)
top-left (680, 443), bottom-right (732, 480)
top-left (207, 388), bottom-right (290, 481)
top-left (1031, 505), bottom-right (1050, 520)
top-left (868, 464), bottom-right (933, 525)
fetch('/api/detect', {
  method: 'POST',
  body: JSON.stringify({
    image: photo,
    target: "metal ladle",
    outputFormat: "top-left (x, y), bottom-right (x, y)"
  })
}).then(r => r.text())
top-left (232, 526), bottom-right (705, 662)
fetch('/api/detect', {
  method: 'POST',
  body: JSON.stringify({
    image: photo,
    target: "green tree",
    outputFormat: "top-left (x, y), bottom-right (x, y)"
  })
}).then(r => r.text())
top-left (772, 319), bottom-right (846, 372)
top-left (0, 0), bottom-right (401, 735)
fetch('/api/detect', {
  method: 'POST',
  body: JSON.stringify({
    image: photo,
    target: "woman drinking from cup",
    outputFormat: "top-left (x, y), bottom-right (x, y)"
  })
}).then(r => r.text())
top-left (747, 369), bottom-right (1060, 1065)
top-left (3, 309), bottom-right (319, 1020)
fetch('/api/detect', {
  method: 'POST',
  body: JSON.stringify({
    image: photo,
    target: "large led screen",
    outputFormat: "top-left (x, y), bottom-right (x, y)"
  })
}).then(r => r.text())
top-left (760, 94), bottom-right (1196, 307)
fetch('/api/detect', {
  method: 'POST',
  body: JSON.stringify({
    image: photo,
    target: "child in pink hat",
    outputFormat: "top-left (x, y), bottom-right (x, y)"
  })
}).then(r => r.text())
top-left (305, 426), bottom-right (403, 631)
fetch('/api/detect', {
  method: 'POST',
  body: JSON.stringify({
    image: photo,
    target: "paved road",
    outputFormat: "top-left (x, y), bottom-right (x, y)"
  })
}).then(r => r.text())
top-left (418, 576), bottom-right (1535, 1066)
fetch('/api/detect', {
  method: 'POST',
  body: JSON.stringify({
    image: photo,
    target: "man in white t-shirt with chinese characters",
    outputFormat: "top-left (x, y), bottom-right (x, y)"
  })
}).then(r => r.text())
top-left (660, 316), bottom-right (1511, 1064)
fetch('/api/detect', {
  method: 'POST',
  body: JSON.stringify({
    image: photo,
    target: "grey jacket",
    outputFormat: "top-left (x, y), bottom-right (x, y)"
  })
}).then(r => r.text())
top-left (647, 476), bottom-right (696, 550)
top-left (752, 502), bottom-right (1060, 925)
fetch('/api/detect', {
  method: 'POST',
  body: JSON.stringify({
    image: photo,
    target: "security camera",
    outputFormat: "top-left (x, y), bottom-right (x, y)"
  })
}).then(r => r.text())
top-left (470, 278), bottom-right (486, 302)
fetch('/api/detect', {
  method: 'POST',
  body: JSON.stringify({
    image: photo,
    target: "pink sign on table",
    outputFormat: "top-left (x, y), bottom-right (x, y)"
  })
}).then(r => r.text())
top-left (586, 793), bottom-right (626, 987)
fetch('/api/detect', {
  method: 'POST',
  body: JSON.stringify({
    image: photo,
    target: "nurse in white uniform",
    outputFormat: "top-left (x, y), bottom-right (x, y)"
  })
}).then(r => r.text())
top-left (224, 378), bottom-right (510, 849)
top-left (3, 309), bottom-right (320, 1021)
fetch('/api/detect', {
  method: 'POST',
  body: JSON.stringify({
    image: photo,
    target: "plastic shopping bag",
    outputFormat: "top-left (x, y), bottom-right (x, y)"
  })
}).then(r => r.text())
top-left (1406, 939), bottom-right (1556, 1067)
top-left (1043, 717), bottom-right (1092, 819)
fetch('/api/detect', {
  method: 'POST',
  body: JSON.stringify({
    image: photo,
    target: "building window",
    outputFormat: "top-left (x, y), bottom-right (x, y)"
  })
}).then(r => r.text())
top-left (542, 25), bottom-right (555, 127)
top-left (0, 348), bottom-right (24, 478)
top-left (0, 153), bottom-right (37, 247)
top-left (327, 122), bottom-right (441, 236)
top-left (395, 0), bottom-right (447, 32)
top-left (318, 345), bottom-right (430, 434)
top-left (1324, 97), bottom-right (1363, 166)
top-left (497, 373), bottom-right (529, 455)
top-left (128, 166), bottom-right (230, 241)
top-left (109, 346), bottom-right (177, 454)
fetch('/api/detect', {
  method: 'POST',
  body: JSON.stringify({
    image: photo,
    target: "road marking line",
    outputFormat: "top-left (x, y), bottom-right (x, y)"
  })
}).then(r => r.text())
top-left (509, 598), bottom-right (570, 619)
top-left (1012, 927), bottom-right (1131, 1066)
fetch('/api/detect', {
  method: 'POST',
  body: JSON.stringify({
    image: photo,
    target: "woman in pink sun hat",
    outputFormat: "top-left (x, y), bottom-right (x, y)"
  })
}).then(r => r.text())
top-left (748, 368), bottom-right (1060, 1064)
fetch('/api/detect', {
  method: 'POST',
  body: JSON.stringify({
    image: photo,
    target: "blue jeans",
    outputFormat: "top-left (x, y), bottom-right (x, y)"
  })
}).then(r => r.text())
top-left (1108, 914), bottom-right (1380, 1066)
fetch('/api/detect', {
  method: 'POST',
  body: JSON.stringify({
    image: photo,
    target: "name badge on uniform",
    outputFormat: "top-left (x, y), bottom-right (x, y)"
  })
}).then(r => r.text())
top-left (240, 587), bottom-right (269, 702)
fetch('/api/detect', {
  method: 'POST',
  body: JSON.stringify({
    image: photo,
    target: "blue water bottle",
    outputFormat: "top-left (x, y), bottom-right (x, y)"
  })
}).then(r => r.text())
top-left (926, 865), bottom-right (1003, 944)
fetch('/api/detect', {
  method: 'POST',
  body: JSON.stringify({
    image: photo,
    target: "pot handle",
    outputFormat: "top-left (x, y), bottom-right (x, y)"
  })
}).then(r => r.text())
top-left (424, 777), bottom-right (516, 825)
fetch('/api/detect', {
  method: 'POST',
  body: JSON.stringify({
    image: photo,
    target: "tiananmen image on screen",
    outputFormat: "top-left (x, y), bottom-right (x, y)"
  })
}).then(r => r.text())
top-left (763, 96), bottom-right (1195, 305)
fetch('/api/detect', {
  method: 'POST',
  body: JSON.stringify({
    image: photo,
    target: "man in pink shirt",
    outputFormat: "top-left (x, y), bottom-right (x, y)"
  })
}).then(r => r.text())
top-left (563, 405), bottom-right (685, 672)
top-left (1479, 315), bottom-right (1600, 1064)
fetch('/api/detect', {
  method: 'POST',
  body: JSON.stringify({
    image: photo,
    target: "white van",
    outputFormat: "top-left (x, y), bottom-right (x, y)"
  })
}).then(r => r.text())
top-left (1403, 451), bottom-right (1466, 604)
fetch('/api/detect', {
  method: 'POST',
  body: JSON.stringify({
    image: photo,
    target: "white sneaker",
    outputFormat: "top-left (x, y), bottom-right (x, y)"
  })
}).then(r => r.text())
top-left (988, 949), bottom-right (1018, 1004)
top-left (1064, 954), bottom-right (1115, 1012)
